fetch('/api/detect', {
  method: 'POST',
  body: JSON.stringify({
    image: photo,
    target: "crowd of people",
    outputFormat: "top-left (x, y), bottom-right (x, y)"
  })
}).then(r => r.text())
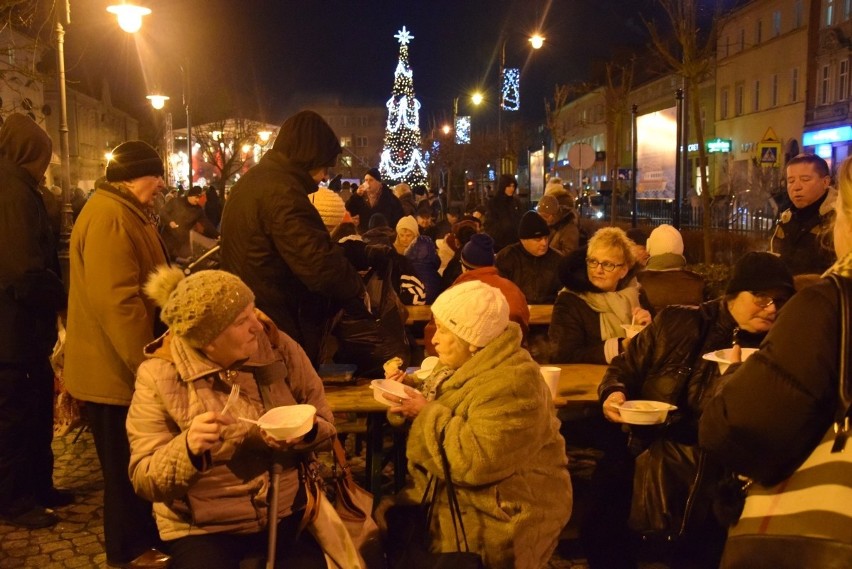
top-left (1, 109), bottom-right (850, 569)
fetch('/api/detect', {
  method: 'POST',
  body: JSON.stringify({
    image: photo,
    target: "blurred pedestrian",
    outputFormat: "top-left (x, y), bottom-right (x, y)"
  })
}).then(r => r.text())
top-left (483, 174), bottom-right (523, 252)
top-left (0, 114), bottom-right (68, 529)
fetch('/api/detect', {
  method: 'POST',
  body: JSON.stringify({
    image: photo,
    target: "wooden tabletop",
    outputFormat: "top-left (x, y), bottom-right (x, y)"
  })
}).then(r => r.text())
top-left (324, 363), bottom-right (604, 414)
top-left (405, 304), bottom-right (554, 325)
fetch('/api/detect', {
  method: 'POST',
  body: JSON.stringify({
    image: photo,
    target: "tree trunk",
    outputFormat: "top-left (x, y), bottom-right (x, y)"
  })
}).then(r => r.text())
top-left (690, 78), bottom-right (713, 262)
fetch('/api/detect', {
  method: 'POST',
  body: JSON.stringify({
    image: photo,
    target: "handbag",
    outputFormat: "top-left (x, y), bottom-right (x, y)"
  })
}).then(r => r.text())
top-left (628, 438), bottom-right (711, 542)
top-left (385, 429), bottom-right (484, 569)
top-left (721, 273), bottom-right (852, 568)
top-left (328, 438), bottom-right (384, 568)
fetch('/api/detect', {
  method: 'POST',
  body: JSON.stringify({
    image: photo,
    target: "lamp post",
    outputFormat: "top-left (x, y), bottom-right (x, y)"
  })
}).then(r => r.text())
top-left (497, 33), bottom-right (544, 175)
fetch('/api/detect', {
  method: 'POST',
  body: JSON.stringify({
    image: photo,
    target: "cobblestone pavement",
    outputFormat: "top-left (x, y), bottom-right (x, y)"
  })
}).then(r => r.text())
top-left (0, 430), bottom-right (592, 569)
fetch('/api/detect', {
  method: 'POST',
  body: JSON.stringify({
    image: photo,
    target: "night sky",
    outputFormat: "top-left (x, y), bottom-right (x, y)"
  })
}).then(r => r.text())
top-left (62, 0), bottom-right (713, 130)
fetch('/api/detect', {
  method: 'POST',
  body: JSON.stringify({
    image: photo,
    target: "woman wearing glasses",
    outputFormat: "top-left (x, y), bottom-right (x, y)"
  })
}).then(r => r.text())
top-left (582, 252), bottom-right (795, 569)
top-left (548, 227), bottom-right (653, 364)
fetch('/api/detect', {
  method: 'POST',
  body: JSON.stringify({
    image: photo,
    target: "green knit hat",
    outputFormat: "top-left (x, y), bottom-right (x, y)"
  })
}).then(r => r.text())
top-left (145, 267), bottom-right (255, 347)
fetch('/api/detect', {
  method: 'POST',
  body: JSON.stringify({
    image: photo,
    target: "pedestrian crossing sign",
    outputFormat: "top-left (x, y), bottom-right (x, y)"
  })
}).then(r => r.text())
top-left (757, 142), bottom-right (781, 167)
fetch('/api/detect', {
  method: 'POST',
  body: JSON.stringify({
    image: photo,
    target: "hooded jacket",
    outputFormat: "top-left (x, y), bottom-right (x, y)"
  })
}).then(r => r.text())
top-left (404, 235), bottom-right (443, 304)
top-left (220, 111), bottom-right (364, 365)
top-left (483, 192), bottom-right (523, 252)
top-left (0, 114), bottom-right (65, 362)
top-left (393, 323), bottom-right (572, 569)
top-left (64, 181), bottom-right (169, 404)
top-left (127, 312), bottom-right (335, 541)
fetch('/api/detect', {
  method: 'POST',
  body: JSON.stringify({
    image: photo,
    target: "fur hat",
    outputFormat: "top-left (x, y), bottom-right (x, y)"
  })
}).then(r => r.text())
top-left (431, 281), bottom-right (509, 348)
top-left (309, 187), bottom-right (346, 228)
top-left (145, 267), bottom-right (255, 348)
top-left (518, 210), bottom-right (549, 239)
top-left (461, 233), bottom-right (495, 268)
top-left (647, 224), bottom-right (683, 256)
top-left (537, 195), bottom-right (560, 217)
top-left (396, 215), bottom-right (419, 237)
top-left (106, 141), bottom-right (164, 182)
top-left (725, 252), bottom-right (795, 296)
top-left (365, 167), bottom-right (382, 182)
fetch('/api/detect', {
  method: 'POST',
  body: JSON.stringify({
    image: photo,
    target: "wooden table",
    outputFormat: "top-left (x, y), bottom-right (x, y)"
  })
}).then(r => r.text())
top-left (324, 363), bottom-right (605, 499)
top-left (405, 303), bottom-right (554, 325)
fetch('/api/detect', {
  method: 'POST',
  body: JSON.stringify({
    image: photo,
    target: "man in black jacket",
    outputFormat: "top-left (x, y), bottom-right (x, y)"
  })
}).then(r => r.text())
top-left (0, 114), bottom-right (68, 528)
top-left (220, 111), bottom-right (366, 366)
top-left (345, 167), bottom-right (404, 232)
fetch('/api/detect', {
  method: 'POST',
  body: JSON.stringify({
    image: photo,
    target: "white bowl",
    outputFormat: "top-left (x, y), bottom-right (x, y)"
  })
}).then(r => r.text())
top-left (257, 404), bottom-right (316, 440)
top-left (616, 400), bottom-right (677, 425)
top-left (621, 324), bottom-right (646, 339)
top-left (702, 347), bottom-right (759, 374)
top-left (370, 379), bottom-right (410, 406)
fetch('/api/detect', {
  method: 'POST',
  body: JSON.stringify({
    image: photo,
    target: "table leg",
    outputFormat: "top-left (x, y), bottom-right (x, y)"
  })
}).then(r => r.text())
top-left (365, 413), bottom-right (385, 502)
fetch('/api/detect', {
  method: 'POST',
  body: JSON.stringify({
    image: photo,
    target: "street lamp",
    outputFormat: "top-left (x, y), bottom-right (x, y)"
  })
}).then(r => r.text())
top-left (112, 6), bottom-right (193, 190)
top-left (497, 33), bottom-right (544, 175)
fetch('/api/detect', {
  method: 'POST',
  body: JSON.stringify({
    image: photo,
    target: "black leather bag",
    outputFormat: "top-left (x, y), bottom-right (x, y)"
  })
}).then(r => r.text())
top-left (385, 430), bottom-right (483, 569)
top-left (628, 438), bottom-right (711, 541)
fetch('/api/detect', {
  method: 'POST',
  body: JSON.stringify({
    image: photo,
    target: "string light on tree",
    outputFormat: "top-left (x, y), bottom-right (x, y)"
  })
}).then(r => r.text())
top-left (378, 26), bottom-right (428, 188)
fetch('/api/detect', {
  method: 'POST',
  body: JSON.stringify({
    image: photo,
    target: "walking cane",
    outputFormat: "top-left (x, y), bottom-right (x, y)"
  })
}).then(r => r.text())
top-left (266, 462), bottom-right (283, 569)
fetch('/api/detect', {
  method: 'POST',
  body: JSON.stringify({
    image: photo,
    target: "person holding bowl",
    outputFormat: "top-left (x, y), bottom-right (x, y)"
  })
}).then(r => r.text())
top-left (126, 267), bottom-right (337, 569)
top-left (380, 280), bottom-right (572, 569)
top-left (582, 252), bottom-right (795, 569)
top-left (549, 227), bottom-right (653, 365)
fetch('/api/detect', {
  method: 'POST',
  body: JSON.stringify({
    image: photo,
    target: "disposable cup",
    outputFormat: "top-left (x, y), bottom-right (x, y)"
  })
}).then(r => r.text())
top-left (539, 366), bottom-right (561, 399)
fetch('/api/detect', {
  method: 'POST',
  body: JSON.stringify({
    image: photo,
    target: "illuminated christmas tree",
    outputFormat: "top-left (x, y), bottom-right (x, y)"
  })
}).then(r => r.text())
top-left (378, 26), bottom-right (428, 188)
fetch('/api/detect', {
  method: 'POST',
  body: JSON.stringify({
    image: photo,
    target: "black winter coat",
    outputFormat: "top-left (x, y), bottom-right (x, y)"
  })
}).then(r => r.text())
top-left (700, 277), bottom-right (842, 485)
top-left (484, 192), bottom-right (523, 252)
top-left (600, 299), bottom-right (765, 444)
top-left (494, 243), bottom-right (562, 304)
top-left (548, 248), bottom-right (651, 364)
top-left (0, 157), bottom-right (65, 363)
top-left (346, 187), bottom-right (404, 232)
top-left (220, 149), bottom-right (364, 365)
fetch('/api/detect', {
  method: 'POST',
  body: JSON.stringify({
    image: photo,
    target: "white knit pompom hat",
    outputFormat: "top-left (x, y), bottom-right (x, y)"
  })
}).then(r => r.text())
top-left (647, 224), bottom-right (684, 256)
top-left (430, 281), bottom-right (509, 347)
top-left (309, 187), bottom-right (346, 228)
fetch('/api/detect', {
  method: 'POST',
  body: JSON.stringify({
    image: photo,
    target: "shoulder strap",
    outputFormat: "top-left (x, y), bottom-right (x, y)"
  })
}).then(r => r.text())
top-left (828, 274), bottom-right (851, 453)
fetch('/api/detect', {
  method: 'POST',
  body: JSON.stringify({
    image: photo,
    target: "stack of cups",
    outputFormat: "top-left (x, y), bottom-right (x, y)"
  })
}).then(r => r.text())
top-left (539, 366), bottom-right (561, 400)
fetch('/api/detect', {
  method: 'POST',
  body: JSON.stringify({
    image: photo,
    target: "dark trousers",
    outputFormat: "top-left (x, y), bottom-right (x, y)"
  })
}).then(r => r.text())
top-left (86, 403), bottom-right (162, 565)
top-left (164, 510), bottom-right (326, 569)
top-left (0, 359), bottom-right (55, 514)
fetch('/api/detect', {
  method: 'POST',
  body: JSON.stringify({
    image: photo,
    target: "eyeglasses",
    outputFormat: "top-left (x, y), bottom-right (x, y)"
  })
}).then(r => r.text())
top-left (750, 292), bottom-right (788, 309)
top-left (586, 259), bottom-right (625, 272)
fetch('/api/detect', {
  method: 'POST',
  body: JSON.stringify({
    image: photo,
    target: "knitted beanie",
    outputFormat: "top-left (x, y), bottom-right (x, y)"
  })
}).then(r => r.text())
top-left (647, 224), bottom-right (684, 256)
top-left (365, 167), bottom-right (382, 182)
top-left (518, 210), bottom-right (549, 239)
top-left (106, 141), bottom-right (164, 182)
top-left (431, 281), bottom-right (509, 348)
top-left (309, 188), bottom-right (346, 228)
top-left (725, 252), bottom-right (795, 296)
top-left (396, 215), bottom-right (419, 237)
top-left (537, 195), bottom-right (560, 217)
top-left (461, 233), bottom-right (495, 268)
top-left (144, 267), bottom-right (255, 348)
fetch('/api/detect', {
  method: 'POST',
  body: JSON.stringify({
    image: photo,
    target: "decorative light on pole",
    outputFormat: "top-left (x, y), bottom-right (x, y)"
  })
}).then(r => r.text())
top-left (497, 33), bottom-right (544, 175)
top-left (146, 94), bottom-right (169, 110)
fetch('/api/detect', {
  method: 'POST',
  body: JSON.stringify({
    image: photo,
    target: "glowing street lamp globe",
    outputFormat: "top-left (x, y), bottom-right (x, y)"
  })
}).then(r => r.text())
top-left (146, 94), bottom-right (169, 110)
top-left (471, 92), bottom-right (484, 106)
top-left (257, 130), bottom-right (272, 144)
top-left (441, 124), bottom-right (451, 135)
top-left (107, 3), bottom-right (152, 34)
top-left (529, 34), bottom-right (545, 49)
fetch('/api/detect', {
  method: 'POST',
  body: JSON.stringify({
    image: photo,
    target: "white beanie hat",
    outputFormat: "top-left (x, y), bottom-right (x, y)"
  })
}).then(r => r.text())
top-left (647, 224), bottom-right (684, 256)
top-left (431, 281), bottom-right (509, 347)
top-left (309, 188), bottom-right (346, 228)
top-left (396, 215), bottom-right (419, 237)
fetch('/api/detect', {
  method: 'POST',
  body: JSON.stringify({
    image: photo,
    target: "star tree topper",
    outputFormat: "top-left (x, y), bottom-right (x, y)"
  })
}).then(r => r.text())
top-left (394, 26), bottom-right (414, 45)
